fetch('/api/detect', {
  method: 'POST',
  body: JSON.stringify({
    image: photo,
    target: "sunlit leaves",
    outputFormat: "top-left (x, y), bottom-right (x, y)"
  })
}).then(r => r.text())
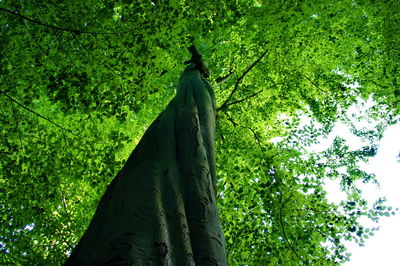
top-left (0, 0), bottom-right (398, 264)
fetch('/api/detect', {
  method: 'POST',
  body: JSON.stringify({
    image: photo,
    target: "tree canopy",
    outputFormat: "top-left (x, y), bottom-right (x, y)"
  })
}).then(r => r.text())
top-left (0, 0), bottom-right (399, 264)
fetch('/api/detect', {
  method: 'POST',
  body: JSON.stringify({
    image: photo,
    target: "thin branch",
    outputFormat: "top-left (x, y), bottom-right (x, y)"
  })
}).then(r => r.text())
top-left (278, 193), bottom-right (308, 264)
top-left (243, 125), bottom-right (263, 150)
top-left (215, 71), bottom-right (234, 84)
top-left (222, 80), bottom-right (287, 110)
top-left (293, 208), bottom-right (333, 214)
top-left (225, 113), bottom-right (264, 150)
top-left (60, 189), bottom-right (75, 227)
top-left (300, 73), bottom-right (329, 94)
top-left (216, 180), bottom-right (227, 199)
top-left (35, 7), bottom-right (93, 87)
top-left (221, 89), bottom-right (264, 110)
top-left (218, 46), bottom-right (269, 110)
top-left (273, 50), bottom-right (329, 96)
top-left (0, 8), bottom-right (131, 35)
top-left (1, 91), bottom-right (80, 137)
top-left (55, 227), bottom-right (74, 250)
top-left (23, 21), bottom-right (43, 50)
top-left (225, 113), bottom-right (238, 127)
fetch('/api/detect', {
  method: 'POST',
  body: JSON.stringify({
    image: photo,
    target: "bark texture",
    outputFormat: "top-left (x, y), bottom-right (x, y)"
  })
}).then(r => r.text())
top-left (65, 63), bottom-right (227, 265)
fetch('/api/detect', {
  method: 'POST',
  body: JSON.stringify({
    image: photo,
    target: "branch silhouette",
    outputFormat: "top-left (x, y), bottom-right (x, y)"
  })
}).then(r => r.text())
top-left (218, 46), bottom-right (269, 110)
top-left (1, 91), bottom-right (79, 137)
top-left (222, 89), bottom-right (264, 109)
top-left (278, 193), bottom-right (308, 264)
top-left (0, 8), bottom-right (131, 35)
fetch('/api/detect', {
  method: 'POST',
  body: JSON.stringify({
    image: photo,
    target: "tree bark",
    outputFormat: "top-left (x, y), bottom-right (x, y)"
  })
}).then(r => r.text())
top-left (64, 62), bottom-right (227, 265)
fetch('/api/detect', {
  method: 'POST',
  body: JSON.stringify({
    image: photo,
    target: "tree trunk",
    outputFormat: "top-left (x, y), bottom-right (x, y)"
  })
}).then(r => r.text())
top-left (64, 63), bottom-right (227, 265)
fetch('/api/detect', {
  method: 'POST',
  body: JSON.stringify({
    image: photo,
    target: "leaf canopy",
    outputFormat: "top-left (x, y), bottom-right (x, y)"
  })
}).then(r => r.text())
top-left (0, 0), bottom-right (399, 264)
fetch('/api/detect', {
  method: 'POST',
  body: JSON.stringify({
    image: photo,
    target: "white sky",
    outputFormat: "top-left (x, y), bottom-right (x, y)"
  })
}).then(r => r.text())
top-left (343, 124), bottom-right (400, 265)
top-left (317, 113), bottom-right (400, 265)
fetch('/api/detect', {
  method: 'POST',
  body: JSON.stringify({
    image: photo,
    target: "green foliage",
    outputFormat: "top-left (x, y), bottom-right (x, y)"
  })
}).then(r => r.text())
top-left (0, 0), bottom-right (398, 264)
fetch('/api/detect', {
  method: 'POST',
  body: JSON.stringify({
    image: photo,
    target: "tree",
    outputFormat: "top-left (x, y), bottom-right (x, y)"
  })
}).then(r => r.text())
top-left (0, 0), bottom-right (399, 265)
top-left (65, 47), bottom-right (227, 265)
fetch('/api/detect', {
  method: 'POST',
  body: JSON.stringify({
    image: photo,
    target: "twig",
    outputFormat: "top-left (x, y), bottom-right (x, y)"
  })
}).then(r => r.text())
top-left (218, 47), bottom-right (269, 110)
top-left (215, 71), bottom-right (234, 84)
top-left (216, 180), bottom-right (227, 199)
top-left (219, 89), bottom-right (264, 110)
top-left (243, 125), bottom-right (263, 150)
top-left (0, 8), bottom-right (131, 35)
top-left (225, 113), bottom-right (238, 127)
top-left (278, 193), bottom-right (308, 264)
top-left (225, 113), bottom-right (264, 150)
top-left (300, 73), bottom-right (329, 94)
top-left (55, 227), bottom-right (74, 250)
top-left (1, 91), bottom-right (80, 137)
top-left (23, 21), bottom-right (43, 50)
top-left (60, 189), bottom-right (75, 226)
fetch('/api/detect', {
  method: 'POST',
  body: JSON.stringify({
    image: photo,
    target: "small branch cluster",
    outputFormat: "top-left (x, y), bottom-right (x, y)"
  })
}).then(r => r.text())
top-left (218, 46), bottom-right (269, 111)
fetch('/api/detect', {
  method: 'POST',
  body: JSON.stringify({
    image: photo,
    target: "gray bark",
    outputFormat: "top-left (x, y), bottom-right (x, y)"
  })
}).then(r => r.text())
top-left (65, 63), bottom-right (227, 265)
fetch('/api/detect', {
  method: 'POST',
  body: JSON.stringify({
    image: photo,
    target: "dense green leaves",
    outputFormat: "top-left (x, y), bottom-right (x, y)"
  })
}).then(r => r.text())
top-left (1, 0), bottom-right (398, 264)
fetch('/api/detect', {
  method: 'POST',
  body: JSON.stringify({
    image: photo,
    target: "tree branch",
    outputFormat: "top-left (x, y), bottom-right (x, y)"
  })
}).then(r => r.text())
top-left (55, 227), bottom-right (74, 250)
top-left (215, 71), bottom-right (234, 84)
top-left (300, 73), bottom-right (329, 94)
top-left (1, 91), bottom-right (79, 137)
top-left (219, 89), bottom-right (264, 110)
top-left (0, 8), bottom-right (130, 35)
top-left (218, 47), bottom-right (269, 110)
top-left (278, 193), bottom-right (308, 264)
top-left (225, 113), bottom-right (264, 150)
top-left (244, 125), bottom-right (264, 151)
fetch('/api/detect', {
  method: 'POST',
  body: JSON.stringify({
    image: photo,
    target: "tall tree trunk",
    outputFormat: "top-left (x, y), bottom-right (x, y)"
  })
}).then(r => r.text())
top-left (65, 61), bottom-right (227, 265)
